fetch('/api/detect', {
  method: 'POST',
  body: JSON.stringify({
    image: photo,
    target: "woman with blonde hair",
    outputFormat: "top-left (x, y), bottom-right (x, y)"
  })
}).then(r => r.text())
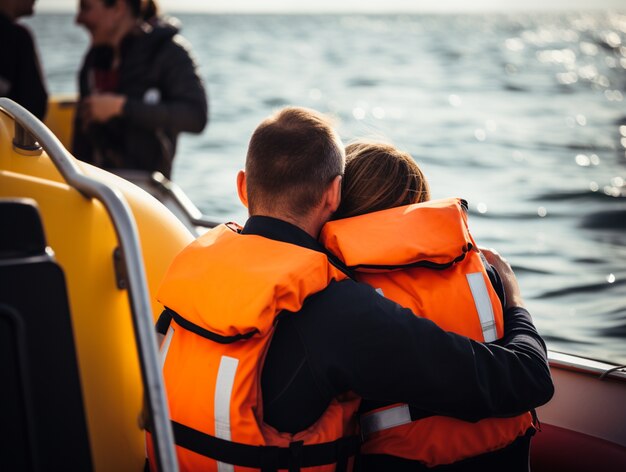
top-left (320, 140), bottom-right (537, 472)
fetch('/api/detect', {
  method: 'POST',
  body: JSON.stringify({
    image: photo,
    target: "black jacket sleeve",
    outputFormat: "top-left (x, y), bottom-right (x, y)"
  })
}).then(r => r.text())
top-left (263, 279), bottom-right (554, 432)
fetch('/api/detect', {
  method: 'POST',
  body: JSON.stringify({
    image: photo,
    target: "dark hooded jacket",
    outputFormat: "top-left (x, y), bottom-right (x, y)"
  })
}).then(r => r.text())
top-left (72, 20), bottom-right (208, 179)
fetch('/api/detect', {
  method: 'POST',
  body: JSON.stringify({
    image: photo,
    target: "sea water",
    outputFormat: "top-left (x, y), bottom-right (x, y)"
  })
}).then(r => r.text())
top-left (25, 11), bottom-right (626, 364)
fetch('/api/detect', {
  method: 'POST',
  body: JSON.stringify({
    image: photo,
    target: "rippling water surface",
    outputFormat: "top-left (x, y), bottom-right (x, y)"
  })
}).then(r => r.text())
top-left (26, 11), bottom-right (626, 364)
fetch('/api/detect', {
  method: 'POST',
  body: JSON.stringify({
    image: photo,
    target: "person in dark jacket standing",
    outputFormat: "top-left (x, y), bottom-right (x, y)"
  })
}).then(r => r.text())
top-left (0, 0), bottom-right (48, 120)
top-left (73, 0), bottom-right (207, 179)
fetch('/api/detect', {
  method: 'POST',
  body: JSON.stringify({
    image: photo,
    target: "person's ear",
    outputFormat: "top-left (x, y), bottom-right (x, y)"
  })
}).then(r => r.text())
top-left (326, 175), bottom-right (342, 213)
top-left (236, 170), bottom-right (249, 208)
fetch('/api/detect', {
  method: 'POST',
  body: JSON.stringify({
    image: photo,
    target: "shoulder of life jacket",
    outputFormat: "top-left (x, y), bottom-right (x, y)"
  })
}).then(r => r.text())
top-left (158, 222), bottom-right (348, 338)
top-left (321, 197), bottom-right (472, 272)
top-left (149, 223), bottom-right (361, 472)
top-left (321, 197), bottom-right (501, 341)
top-left (320, 197), bottom-right (536, 467)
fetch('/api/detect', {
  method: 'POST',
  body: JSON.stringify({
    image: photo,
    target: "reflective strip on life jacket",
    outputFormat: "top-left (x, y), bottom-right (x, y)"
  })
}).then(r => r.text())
top-left (361, 404), bottom-right (412, 436)
top-left (160, 326), bottom-right (175, 370)
top-left (466, 272), bottom-right (498, 342)
top-left (215, 356), bottom-right (238, 472)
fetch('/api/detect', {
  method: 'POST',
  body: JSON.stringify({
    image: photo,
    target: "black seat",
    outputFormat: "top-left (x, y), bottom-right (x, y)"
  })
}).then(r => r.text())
top-left (0, 198), bottom-right (92, 471)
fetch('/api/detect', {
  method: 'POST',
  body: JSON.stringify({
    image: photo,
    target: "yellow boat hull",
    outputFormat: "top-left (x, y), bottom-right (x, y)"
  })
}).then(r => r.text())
top-left (0, 109), bottom-right (193, 471)
top-left (44, 94), bottom-right (77, 151)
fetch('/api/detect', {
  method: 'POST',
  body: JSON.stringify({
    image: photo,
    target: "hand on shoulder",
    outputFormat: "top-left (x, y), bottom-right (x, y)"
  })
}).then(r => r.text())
top-left (480, 247), bottom-right (525, 309)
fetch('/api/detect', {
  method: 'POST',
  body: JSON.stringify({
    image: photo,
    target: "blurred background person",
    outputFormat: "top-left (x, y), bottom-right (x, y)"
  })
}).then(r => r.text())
top-left (0, 0), bottom-right (48, 119)
top-left (72, 0), bottom-right (208, 179)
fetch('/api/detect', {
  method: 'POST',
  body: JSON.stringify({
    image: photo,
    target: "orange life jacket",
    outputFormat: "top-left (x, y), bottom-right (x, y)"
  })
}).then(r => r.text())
top-left (320, 198), bottom-right (535, 467)
top-left (147, 223), bottom-right (360, 472)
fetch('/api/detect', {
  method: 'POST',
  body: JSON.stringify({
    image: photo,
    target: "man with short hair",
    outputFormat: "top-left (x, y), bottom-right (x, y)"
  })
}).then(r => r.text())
top-left (151, 107), bottom-right (553, 472)
top-left (0, 0), bottom-right (48, 119)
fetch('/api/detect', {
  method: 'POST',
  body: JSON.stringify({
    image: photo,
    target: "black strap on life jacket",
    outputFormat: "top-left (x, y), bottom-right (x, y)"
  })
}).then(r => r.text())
top-left (156, 421), bottom-right (360, 472)
top-left (165, 307), bottom-right (259, 344)
top-left (347, 243), bottom-right (472, 272)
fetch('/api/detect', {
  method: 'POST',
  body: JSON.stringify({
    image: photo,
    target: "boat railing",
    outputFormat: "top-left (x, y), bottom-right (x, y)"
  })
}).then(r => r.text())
top-left (548, 351), bottom-right (626, 382)
top-left (0, 98), bottom-right (178, 472)
top-left (149, 171), bottom-right (220, 229)
top-left (110, 169), bottom-right (221, 234)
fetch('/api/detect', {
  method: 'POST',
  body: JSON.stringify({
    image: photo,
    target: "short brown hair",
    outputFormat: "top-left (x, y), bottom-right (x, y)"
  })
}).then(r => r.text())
top-left (245, 107), bottom-right (345, 216)
top-left (334, 141), bottom-right (430, 219)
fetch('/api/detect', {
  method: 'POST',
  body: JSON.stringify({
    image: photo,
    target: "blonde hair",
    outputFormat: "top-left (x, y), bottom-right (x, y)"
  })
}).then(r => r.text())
top-left (334, 141), bottom-right (430, 219)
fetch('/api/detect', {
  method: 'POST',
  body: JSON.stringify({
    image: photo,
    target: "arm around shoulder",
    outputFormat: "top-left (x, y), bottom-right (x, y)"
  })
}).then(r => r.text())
top-left (314, 280), bottom-right (553, 423)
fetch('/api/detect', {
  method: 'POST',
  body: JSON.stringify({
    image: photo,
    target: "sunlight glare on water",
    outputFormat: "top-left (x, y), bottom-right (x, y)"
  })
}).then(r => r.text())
top-left (26, 10), bottom-right (626, 364)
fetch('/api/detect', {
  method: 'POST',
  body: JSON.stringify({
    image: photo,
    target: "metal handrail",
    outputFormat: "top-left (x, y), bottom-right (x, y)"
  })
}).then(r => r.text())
top-left (0, 98), bottom-right (178, 472)
top-left (149, 171), bottom-right (220, 229)
top-left (548, 350), bottom-right (626, 382)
